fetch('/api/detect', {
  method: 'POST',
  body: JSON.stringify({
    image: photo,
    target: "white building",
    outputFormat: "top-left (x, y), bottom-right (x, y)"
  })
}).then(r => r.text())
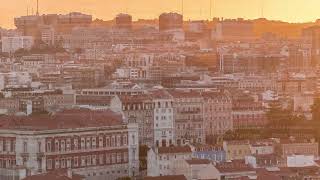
top-left (287, 155), bottom-right (315, 167)
top-left (173, 159), bottom-right (219, 180)
top-left (0, 72), bottom-right (32, 90)
top-left (1, 36), bottom-right (34, 53)
top-left (0, 109), bottom-right (139, 180)
top-left (150, 90), bottom-right (175, 147)
top-left (147, 146), bottom-right (192, 177)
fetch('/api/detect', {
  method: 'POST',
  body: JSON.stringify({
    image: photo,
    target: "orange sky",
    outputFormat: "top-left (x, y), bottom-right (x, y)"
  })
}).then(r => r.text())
top-left (1, 0), bottom-right (320, 28)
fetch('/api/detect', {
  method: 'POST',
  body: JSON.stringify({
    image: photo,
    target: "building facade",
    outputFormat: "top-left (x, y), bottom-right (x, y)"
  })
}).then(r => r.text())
top-left (0, 109), bottom-right (139, 180)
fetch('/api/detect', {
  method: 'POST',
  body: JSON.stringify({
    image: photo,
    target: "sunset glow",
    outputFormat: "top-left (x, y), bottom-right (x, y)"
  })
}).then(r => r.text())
top-left (1, 0), bottom-right (320, 28)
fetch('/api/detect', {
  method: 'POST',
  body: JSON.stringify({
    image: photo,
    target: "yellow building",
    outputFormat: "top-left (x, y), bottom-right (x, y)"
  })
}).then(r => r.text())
top-left (223, 140), bottom-right (251, 161)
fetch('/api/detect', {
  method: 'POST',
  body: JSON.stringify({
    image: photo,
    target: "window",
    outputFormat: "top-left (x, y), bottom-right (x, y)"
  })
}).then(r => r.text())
top-left (66, 139), bottom-right (71, 151)
top-left (61, 140), bottom-right (65, 152)
top-left (55, 140), bottom-right (59, 152)
top-left (123, 152), bottom-right (128, 162)
top-left (67, 158), bottom-right (71, 168)
top-left (55, 159), bottom-right (60, 169)
top-left (87, 156), bottom-right (91, 166)
top-left (38, 142), bottom-right (41, 152)
top-left (116, 135), bottom-right (121, 147)
top-left (105, 154), bottom-right (110, 164)
top-left (86, 138), bottom-right (91, 149)
top-left (111, 136), bottom-right (115, 147)
top-left (81, 138), bottom-right (85, 149)
top-left (74, 138), bottom-right (78, 150)
top-left (111, 153), bottom-right (116, 164)
top-left (46, 141), bottom-right (51, 152)
top-left (99, 136), bottom-right (103, 148)
top-left (47, 159), bottom-right (52, 169)
top-left (99, 154), bottom-right (104, 165)
top-left (23, 142), bottom-right (28, 153)
top-left (74, 157), bottom-right (79, 167)
top-left (106, 137), bottom-right (110, 147)
top-left (92, 155), bottom-right (97, 165)
top-left (81, 156), bottom-right (86, 167)
top-left (61, 158), bottom-right (66, 168)
top-left (123, 135), bottom-right (127, 146)
top-left (117, 153), bottom-right (121, 163)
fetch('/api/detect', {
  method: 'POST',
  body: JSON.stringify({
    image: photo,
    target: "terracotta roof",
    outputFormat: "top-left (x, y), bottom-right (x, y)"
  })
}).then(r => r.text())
top-left (215, 160), bottom-right (254, 173)
top-left (186, 158), bottom-right (211, 165)
top-left (119, 94), bottom-right (152, 103)
top-left (0, 109), bottom-right (123, 131)
top-left (75, 95), bottom-right (114, 106)
top-left (149, 89), bottom-right (172, 99)
top-left (257, 174), bottom-right (281, 180)
top-left (225, 140), bottom-right (250, 145)
top-left (22, 170), bottom-right (83, 180)
top-left (158, 146), bottom-right (192, 154)
top-left (167, 90), bottom-right (202, 98)
top-left (144, 175), bottom-right (187, 180)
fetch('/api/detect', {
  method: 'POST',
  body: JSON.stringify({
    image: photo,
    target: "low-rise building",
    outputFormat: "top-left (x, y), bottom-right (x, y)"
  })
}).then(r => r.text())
top-left (120, 94), bottom-right (154, 146)
top-left (147, 146), bottom-right (192, 177)
top-left (223, 140), bottom-right (251, 161)
top-left (202, 91), bottom-right (233, 136)
top-left (0, 109), bottom-right (139, 180)
top-left (150, 90), bottom-right (175, 147)
top-left (277, 138), bottom-right (319, 158)
top-left (212, 160), bottom-right (256, 180)
top-left (173, 159), bottom-right (219, 180)
top-left (190, 144), bottom-right (226, 163)
top-left (168, 90), bottom-right (205, 145)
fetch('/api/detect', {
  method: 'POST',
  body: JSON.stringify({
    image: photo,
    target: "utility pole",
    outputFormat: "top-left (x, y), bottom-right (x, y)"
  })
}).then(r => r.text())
top-left (181, 0), bottom-right (184, 18)
top-left (210, 0), bottom-right (212, 20)
top-left (36, 0), bottom-right (39, 16)
top-left (261, 0), bottom-right (264, 18)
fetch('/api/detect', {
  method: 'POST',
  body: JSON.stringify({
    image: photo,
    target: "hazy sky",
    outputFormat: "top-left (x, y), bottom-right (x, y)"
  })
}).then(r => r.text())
top-left (1, 0), bottom-right (320, 28)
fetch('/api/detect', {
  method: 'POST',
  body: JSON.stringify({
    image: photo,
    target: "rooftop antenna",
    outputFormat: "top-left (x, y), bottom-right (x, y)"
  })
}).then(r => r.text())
top-left (36, 0), bottom-right (39, 16)
top-left (181, 0), bottom-right (184, 19)
top-left (260, 0), bottom-right (264, 18)
top-left (210, 0), bottom-right (212, 20)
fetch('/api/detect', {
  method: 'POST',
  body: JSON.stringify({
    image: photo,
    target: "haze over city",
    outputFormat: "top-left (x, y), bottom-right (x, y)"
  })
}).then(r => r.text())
top-left (1, 0), bottom-right (320, 180)
top-left (2, 0), bottom-right (320, 28)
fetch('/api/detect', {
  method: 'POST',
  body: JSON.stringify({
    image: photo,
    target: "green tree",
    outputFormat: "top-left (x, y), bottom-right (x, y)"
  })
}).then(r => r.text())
top-left (266, 99), bottom-right (294, 128)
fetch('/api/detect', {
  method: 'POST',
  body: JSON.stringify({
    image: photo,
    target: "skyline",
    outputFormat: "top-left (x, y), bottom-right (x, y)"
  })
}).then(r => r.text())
top-left (1, 0), bottom-right (320, 28)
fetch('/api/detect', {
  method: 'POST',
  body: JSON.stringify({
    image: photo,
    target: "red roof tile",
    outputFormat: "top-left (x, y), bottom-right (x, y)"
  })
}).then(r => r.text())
top-left (186, 158), bottom-right (211, 165)
top-left (0, 109), bottom-right (124, 131)
top-left (215, 160), bottom-right (254, 173)
top-left (144, 175), bottom-right (187, 180)
top-left (158, 146), bottom-right (192, 154)
top-left (22, 170), bottom-right (84, 180)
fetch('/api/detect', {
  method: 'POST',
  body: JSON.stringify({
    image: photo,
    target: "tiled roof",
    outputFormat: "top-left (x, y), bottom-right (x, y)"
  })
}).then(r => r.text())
top-left (257, 174), bottom-right (281, 180)
top-left (215, 160), bottom-right (254, 173)
top-left (167, 90), bottom-right (202, 98)
top-left (119, 94), bottom-right (152, 103)
top-left (22, 170), bottom-right (83, 180)
top-left (149, 89), bottom-right (172, 99)
top-left (158, 146), bottom-right (192, 154)
top-left (0, 109), bottom-right (123, 131)
top-left (144, 175), bottom-right (187, 180)
top-left (186, 158), bottom-right (211, 165)
top-left (75, 95), bottom-right (114, 105)
top-left (225, 140), bottom-right (250, 145)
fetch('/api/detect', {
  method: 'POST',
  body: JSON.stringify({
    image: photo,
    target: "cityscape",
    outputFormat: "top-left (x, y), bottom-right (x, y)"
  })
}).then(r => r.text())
top-left (1, 0), bottom-right (320, 180)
